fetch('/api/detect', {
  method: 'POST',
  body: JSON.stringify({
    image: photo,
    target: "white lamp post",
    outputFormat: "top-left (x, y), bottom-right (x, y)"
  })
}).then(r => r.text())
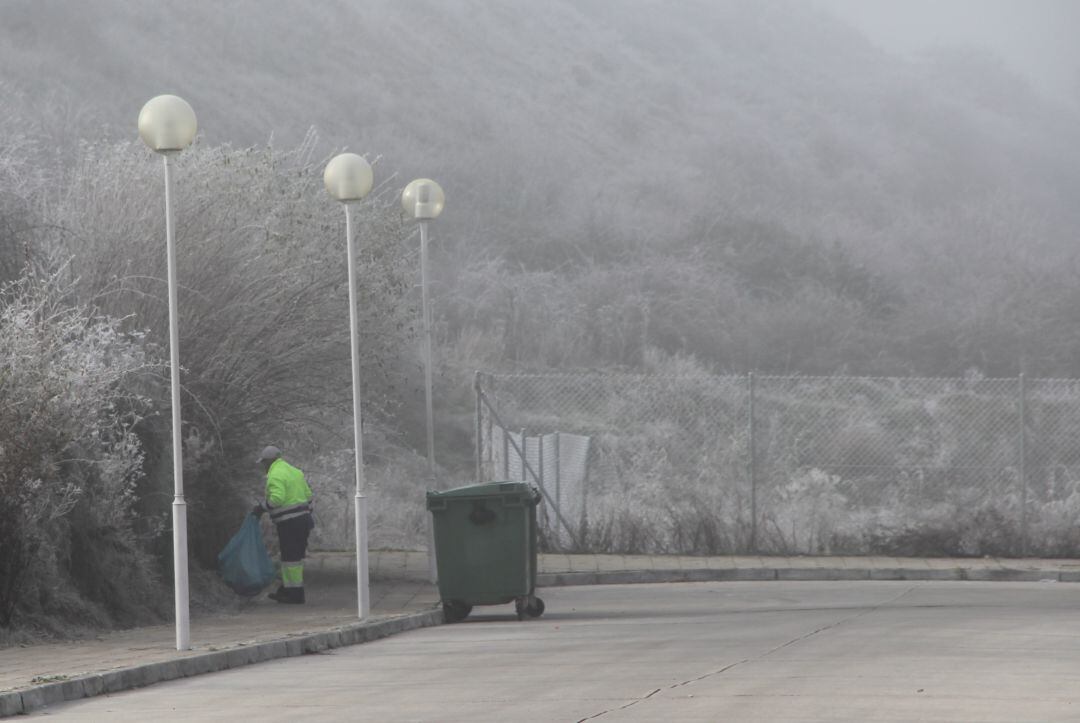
top-left (138, 94), bottom-right (197, 651)
top-left (402, 178), bottom-right (445, 583)
top-left (401, 179), bottom-right (445, 473)
top-left (324, 152), bottom-right (375, 620)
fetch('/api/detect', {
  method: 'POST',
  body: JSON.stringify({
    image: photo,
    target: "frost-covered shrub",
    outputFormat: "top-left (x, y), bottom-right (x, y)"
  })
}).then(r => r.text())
top-left (41, 136), bottom-right (418, 565)
top-left (302, 441), bottom-right (435, 552)
top-left (578, 423), bottom-right (750, 555)
top-left (0, 119), bottom-right (41, 285)
top-left (0, 272), bottom-right (165, 629)
top-left (761, 469), bottom-right (849, 554)
top-left (486, 368), bottom-right (1080, 558)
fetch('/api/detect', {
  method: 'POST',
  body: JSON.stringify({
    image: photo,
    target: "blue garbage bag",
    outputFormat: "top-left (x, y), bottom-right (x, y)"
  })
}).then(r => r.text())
top-left (217, 513), bottom-right (277, 596)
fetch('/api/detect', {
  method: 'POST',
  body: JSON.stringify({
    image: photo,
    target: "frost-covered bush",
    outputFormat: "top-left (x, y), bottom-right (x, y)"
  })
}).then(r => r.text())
top-left (762, 469), bottom-right (849, 554)
top-left (0, 272), bottom-right (166, 629)
top-left (0, 109), bottom-right (42, 286)
top-left (301, 442), bottom-right (435, 552)
top-left (40, 136), bottom-right (418, 565)
top-left (490, 368), bottom-right (1080, 558)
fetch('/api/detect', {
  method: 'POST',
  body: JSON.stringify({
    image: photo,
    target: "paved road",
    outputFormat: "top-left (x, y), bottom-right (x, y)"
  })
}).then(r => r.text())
top-left (33, 581), bottom-right (1080, 721)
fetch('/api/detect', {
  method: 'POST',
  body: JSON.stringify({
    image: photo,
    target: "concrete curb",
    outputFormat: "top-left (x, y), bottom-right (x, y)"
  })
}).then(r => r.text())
top-left (537, 566), bottom-right (1076, 587)
top-left (0, 609), bottom-right (442, 717)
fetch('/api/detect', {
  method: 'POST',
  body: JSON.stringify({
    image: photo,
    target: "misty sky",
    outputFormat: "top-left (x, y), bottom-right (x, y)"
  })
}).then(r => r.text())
top-left (818, 0), bottom-right (1080, 104)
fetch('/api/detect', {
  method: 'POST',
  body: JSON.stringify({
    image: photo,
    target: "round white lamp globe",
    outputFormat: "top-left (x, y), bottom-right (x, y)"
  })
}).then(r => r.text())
top-left (138, 95), bottom-right (198, 153)
top-left (401, 179), bottom-right (445, 220)
top-left (324, 153), bottom-right (374, 202)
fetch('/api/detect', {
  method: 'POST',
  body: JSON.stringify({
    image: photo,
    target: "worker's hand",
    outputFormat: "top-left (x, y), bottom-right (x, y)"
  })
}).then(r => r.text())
top-left (251, 503), bottom-right (265, 518)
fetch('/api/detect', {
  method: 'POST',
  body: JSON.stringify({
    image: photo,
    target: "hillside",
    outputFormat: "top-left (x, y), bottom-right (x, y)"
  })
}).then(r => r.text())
top-left (5, 0), bottom-right (1080, 632)
top-left (3, 0), bottom-right (1080, 379)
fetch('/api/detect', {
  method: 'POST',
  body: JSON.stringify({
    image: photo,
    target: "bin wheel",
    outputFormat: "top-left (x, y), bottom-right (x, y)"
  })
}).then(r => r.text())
top-left (526, 597), bottom-right (545, 618)
top-left (443, 600), bottom-right (472, 623)
top-left (514, 597), bottom-right (527, 621)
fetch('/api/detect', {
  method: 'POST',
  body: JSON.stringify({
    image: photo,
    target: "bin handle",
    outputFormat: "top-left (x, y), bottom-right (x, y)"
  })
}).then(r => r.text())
top-left (502, 487), bottom-right (542, 507)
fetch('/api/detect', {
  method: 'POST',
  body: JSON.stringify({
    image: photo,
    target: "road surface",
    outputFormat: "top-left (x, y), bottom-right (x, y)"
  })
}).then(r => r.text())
top-left (34, 580), bottom-right (1080, 721)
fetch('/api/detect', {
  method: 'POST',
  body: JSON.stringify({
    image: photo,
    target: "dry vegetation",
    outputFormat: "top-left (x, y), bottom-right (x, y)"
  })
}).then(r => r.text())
top-left (1, 0), bottom-right (1080, 635)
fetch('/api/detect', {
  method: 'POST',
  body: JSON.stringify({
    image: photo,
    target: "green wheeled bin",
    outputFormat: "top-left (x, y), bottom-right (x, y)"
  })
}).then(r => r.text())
top-left (426, 481), bottom-right (545, 623)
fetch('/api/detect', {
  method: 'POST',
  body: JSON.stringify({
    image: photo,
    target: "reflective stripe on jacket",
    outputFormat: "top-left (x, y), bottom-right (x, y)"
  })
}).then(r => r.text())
top-left (263, 458), bottom-right (313, 523)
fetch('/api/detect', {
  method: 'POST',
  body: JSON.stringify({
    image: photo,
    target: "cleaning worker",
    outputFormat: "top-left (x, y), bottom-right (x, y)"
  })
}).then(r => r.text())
top-left (252, 445), bottom-right (314, 604)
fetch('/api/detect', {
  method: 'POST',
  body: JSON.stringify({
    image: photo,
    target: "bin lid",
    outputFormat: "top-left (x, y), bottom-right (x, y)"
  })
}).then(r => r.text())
top-left (426, 481), bottom-right (537, 501)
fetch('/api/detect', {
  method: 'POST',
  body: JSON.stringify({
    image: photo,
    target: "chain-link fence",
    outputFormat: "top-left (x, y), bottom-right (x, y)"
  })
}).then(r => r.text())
top-left (474, 372), bottom-right (1080, 557)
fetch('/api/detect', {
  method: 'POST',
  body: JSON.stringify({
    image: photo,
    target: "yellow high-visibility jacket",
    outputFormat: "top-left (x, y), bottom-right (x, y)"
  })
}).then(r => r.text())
top-left (262, 458), bottom-right (313, 523)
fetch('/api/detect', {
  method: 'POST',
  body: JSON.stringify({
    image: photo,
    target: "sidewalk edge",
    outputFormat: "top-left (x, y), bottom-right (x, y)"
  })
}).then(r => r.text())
top-left (0, 609), bottom-right (443, 717)
top-left (538, 566), bottom-right (1077, 587)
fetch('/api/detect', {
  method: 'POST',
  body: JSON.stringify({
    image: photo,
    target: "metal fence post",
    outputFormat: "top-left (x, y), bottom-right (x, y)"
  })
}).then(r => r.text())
top-left (1019, 373), bottom-right (1028, 555)
top-left (581, 448), bottom-right (590, 549)
top-left (748, 371), bottom-right (757, 554)
top-left (520, 428), bottom-right (528, 481)
top-left (475, 371), bottom-right (483, 483)
top-left (538, 433), bottom-right (545, 493)
top-left (502, 425), bottom-right (510, 480)
top-left (486, 387), bottom-right (493, 475)
top-left (555, 431), bottom-right (561, 521)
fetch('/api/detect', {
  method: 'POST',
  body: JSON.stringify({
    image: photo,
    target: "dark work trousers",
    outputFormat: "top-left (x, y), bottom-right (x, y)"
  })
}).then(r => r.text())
top-left (276, 514), bottom-right (314, 564)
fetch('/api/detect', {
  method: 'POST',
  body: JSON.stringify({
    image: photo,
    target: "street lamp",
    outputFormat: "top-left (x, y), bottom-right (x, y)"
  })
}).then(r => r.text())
top-left (402, 178), bottom-right (445, 583)
top-left (401, 179), bottom-right (445, 473)
top-left (324, 152), bottom-right (374, 620)
top-left (138, 94), bottom-right (197, 651)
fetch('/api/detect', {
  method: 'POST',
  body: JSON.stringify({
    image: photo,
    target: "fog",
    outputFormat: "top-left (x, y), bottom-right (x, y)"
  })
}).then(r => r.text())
top-left (3, 0), bottom-right (1080, 378)
top-left (4, 0), bottom-right (1080, 631)
top-left (0, 0), bottom-right (1075, 378)
top-left (819, 0), bottom-right (1080, 104)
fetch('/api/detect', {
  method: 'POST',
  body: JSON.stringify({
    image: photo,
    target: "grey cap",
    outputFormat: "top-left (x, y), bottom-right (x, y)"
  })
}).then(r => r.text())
top-left (256, 445), bottom-right (282, 464)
